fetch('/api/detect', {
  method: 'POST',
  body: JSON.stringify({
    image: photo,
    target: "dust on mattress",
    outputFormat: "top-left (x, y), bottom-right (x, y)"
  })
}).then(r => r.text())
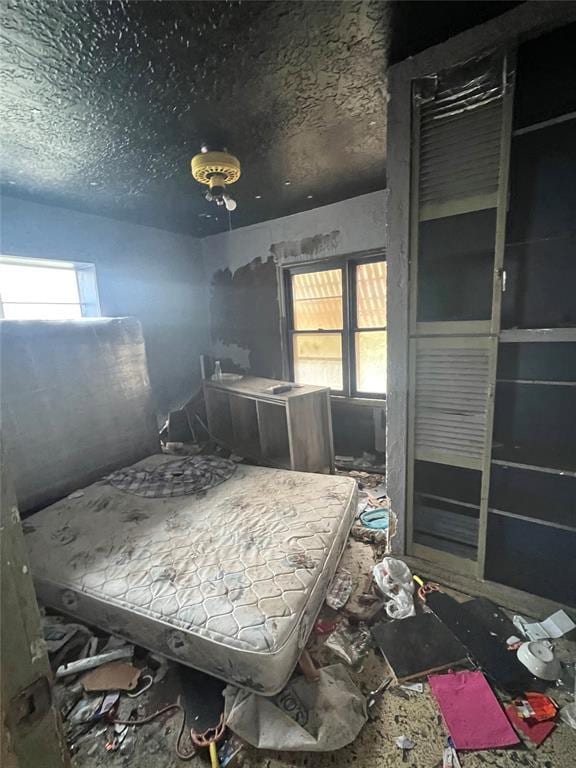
top-left (24, 456), bottom-right (357, 694)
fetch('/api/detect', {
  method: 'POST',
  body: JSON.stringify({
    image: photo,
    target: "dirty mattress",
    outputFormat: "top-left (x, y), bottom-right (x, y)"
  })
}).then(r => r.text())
top-left (24, 455), bottom-right (357, 694)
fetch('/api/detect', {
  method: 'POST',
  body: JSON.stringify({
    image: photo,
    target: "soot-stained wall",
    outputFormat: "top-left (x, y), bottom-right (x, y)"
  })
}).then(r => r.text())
top-left (209, 257), bottom-right (283, 379)
top-left (202, 191), bottom-right (387, 370)
top-left (1, 196), bottom-right (208, 417)
top-left (202, 191), bottom-right (387, 457)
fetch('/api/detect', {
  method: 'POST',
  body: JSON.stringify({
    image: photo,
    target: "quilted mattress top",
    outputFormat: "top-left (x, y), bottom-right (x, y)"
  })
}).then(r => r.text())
top-left (24, 456), bottom-right (356, 655)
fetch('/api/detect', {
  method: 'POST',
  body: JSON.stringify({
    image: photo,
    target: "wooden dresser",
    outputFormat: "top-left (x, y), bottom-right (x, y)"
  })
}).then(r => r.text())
top-left (203, 376), bottom-right (334, 473)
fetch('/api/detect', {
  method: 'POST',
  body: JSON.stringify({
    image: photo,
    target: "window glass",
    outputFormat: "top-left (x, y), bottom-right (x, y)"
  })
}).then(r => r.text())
top-left (356, 261), bottom-right (386, 328)
top-left (293, 333), bottom-right (343, 390)
top-left (355, 330), bottom-right (387, 394)
top-left (292, 269), bottom-right (343, 330)
top-left (288, 258), bottom-right (387, 397)
top-left (0, 258), bottom-right (99, 319)
top-left (0, 263), bottom-right (79, 304)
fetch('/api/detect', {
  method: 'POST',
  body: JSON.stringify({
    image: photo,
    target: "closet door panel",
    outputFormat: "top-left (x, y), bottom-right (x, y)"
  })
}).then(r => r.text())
top-left (406, 53), bottom-right (514, 574)
top-left (413, 336), bottom-right (494, 470)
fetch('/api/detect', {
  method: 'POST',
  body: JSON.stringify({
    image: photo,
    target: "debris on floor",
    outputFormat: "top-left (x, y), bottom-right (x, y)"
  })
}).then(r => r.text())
top-left (351, 486), bottom-right (396, 549)
top-left (218, 733), bottom-right (244, 766)
top-left (39, 515), bottom-right (575, 768)
top-left (373, 556), bottom-right (416, 619)
top-left (415, 577), bottom-right (532, 691)
top-left (223, 664), bottom-right (367, 751)
top-left (314, 617), bottom-right (338, 636)
top-left (371, 613), bottom-right (469, 681)
top-left (400, 682), bottom-right (424, 694)
top-left (325, 567), bottom-right (355, 610)
top-left (366, 674), bottom-right (393, 716)
top-left (335, 457), bottom-right (386, 475)
top-left (80, 661), bottom-right (142, 692)
top-left (324, 622), bottom-right (372, 668)
top-left (505, 692), bottom-right (559, 746)
top-left (559, 701), bottom-right (576, 730)
top-left (514, 610), bottom-right (576, 642)
top-left (395, 734), bottom-right (416, 761)
top-left (359, 506), bottom-right (390, 531)
top-left (429, 670), bottom-right (520, 750)
top-left (517, 639), bottom-right (562, 680)
top-left (56, 646), bottom-right (134, 679)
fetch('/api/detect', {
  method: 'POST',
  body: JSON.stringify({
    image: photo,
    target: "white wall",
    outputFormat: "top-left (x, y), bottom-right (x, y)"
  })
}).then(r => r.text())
top-left (201, 190), bottom-right (387, 371)
top-left (202, 190), bottom-right (387, 275)
top-left (1, 190), bottom-right (388, 444)
top-left (201, 190), bottom-right (388, 461)
top-left (1, 196), bottom-right (209, 415)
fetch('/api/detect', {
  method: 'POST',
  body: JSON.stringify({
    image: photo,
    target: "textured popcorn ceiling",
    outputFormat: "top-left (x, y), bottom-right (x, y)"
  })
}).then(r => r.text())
top-left (0, 1), bottom-right (519, 236)
top-left (0, 0), bottom-right (389, 235)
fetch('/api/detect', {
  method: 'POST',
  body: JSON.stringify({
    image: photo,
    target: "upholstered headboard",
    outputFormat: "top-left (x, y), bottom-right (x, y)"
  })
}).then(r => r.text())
top-left (1, 317), bottom-right (159, 514)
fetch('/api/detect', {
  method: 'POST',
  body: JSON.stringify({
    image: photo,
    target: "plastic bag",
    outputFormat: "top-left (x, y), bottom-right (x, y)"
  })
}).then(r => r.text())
top-left (560, 702), bottom-right (576, 730)
top-left (326, 568), bottom-right (354, 610)
top-left (372, 557), bottom-right (415, 620)
top-left (325, 622), bottom-right (372, 667)
top-left (224, 664), bottom-right (367, 751)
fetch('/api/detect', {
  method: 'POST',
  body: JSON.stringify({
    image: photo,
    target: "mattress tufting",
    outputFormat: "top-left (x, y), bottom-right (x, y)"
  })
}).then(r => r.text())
top-left (24, 456), bottom-right (357, 694)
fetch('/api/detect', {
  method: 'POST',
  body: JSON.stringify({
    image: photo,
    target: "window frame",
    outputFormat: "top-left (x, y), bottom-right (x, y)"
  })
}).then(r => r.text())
top-left (283, 253), bottom-right (386, 400)
top-left (0, 255), bottom-right (101, 319)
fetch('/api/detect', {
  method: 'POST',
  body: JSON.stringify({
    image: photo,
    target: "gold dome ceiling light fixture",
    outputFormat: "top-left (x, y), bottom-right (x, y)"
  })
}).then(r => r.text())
top-left (191, 146), bottom-right (241, 212)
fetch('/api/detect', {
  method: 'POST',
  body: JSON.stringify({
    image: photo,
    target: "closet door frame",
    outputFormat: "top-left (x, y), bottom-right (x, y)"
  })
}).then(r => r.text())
top-left (477, 55), bottom-right (515, 578)
top-left (386, 3), bottom-right (576, 610)
top-left (405, 53), bottom-right (516, 578)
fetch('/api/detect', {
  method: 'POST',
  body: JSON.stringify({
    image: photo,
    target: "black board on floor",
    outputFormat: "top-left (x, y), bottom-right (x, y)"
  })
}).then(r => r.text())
top-left (424, 591), bottom-right (532, 691)
top-left (371, 612), bottom-right (470, 682)
top-left (178, 666), bottom-right (225, 732)
top-left (463, 596), bottom-right (518, 640)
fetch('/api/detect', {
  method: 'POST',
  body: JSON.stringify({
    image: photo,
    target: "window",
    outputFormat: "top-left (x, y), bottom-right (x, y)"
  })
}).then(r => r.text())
top-left (0, 257), bottom-right (100, 319)
top-left (285, 257), bottom-right (387, 397)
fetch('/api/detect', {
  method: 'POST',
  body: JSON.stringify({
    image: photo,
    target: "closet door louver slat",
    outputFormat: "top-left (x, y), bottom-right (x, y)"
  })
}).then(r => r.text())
top-left (413, 337), bottom-right (493, 470)
top-left (416, 56), bottom-right (506, 221)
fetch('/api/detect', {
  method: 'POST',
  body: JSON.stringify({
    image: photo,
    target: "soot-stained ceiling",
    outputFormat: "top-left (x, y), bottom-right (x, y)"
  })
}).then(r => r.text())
top-left (1, 0), bottom-right (390, 236)
top-left (0, 1), bottom-right (521, 236)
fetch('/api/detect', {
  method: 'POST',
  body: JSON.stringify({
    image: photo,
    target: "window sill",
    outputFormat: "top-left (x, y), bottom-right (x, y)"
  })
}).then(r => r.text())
top-left (330, 394), bottom-right (386, 408)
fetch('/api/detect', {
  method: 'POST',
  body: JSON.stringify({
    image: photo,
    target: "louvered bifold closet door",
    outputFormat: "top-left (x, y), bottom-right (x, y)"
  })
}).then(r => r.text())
top-left (413, 336), bottom-right (494, 471)
top-left (407, 54), bottom-right (514, 573)
top-left (417, 56), bottom-right (506, 223)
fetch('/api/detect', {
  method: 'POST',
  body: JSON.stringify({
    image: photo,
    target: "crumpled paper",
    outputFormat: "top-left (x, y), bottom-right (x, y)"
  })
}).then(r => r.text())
top-left (223, 664), bottom-right (367, 751)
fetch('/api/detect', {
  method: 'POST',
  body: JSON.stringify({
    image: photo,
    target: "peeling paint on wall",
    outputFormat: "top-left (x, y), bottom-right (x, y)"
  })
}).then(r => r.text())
top-left (204, 191), bottom-right (386, 378)
top-left (211, 340), bottom-right (251, 371)
top-left (270, 230), bottom-right (342, 265)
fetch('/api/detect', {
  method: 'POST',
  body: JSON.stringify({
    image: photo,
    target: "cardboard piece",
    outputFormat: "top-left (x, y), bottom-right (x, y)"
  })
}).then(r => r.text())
top-left (81, 661), bottom-right (142, 692)
top-left (429, 670), bottom-right (519, 750)
top-left (514, 610), bottom-right (576, 642)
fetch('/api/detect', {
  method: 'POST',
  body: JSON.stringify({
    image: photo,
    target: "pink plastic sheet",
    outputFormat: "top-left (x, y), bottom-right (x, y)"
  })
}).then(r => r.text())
top-left (429, 670), bottom-right (519, 750)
